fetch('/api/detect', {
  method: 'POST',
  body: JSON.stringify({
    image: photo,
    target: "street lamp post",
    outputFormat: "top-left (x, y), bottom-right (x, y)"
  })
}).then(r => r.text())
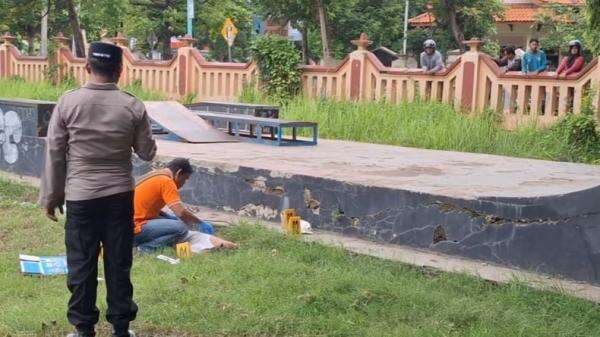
top-left (403, 0), bottom-right (409, 55)
top-left (187, 0), bottom-right (194, 36)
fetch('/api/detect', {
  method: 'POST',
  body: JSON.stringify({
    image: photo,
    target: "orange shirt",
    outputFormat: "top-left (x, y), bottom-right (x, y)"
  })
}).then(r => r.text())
top-left (133, 171), bottom-right (181, 234)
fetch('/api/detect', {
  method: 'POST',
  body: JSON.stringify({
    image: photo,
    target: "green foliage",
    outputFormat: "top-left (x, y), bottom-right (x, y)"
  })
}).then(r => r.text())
top-left (254, 0), bottom-right (428, 60)
top-left (549, 114), bottom-right (600, 162)
top-left (0, 0), bottom-right (44, 54)
top-left (325, 0), bottom-right (428, 58)
top-left (430, 0), bottom-right (504, 47)
top-left (537, 4), bottom-right (600, 56)
top-left (79, 0), bottom-right (129, 41)
top-left (180, 92), bottom-right (197, 105)
top-left (2, 179), bottom-right (600, 336)
top-left (406, 27), bottom-right (457, 56)
top-left (0, 78), bottom-right (164, 102)
top-left (240, 93), bottom-right (600, 164)
top-left (586, 0), bottom-right (600, 30)
top-left (125, 0), bottom-right (254, 61)
top-left (126, 0), bottom-right (187, 59)
top-left (482, 39), bottom-right (501, 57)
top-left (250, 36), bottom-right (302, 103)
top-left (195, 0), bottom-right (254, 62)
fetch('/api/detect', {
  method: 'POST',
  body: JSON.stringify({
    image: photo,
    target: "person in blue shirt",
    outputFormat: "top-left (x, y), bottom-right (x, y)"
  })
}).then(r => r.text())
top-left (522, 38), bottom-right (547, 74)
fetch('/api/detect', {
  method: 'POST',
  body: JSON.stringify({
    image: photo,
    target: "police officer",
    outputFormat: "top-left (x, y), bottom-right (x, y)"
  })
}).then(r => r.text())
top-left (39, 42), bottom-right (157, 337)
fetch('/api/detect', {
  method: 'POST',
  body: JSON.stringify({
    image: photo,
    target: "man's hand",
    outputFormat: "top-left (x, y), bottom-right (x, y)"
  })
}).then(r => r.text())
top-left (45, 204), bottom-right (64, 222)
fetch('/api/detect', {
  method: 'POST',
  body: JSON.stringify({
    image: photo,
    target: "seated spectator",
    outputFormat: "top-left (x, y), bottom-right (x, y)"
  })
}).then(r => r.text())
top-left (522, 38), bottom-right (547, 74)
top-left (496, 46), bottom-right (521, 72)
top-left (556, 40), bottom-right (585, 77)
top-left (420, 39), bottom-right (445, 74)
top-left (133, 158), bottom-right (237, 252)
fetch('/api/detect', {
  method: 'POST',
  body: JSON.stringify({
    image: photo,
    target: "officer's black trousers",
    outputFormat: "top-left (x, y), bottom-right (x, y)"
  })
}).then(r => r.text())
top-left (65, 191), bottom-right (138, 335)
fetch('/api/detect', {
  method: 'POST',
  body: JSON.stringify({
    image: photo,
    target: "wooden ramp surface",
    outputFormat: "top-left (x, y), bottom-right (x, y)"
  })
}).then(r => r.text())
top-left (145, 101), bottom-right (238, 143)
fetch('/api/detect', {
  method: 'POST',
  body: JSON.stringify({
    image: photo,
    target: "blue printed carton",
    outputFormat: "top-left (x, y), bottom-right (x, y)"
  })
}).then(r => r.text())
top-left (19, 254), bottom-right (68, 276)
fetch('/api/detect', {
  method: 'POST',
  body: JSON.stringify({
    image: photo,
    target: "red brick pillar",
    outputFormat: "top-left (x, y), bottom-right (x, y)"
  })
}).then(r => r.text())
top-left (459, 38), bottom-right (484, 112)
top-left (349, 33), bottom-right (372, 101)
top-left (177, 35), bottom-right (196, 96)
top-left (0, 33), bottom-right (16, 78)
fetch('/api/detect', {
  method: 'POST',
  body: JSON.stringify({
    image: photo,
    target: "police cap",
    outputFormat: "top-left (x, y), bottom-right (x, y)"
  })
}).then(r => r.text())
top-left (88, 42), bottom-right (123, 65)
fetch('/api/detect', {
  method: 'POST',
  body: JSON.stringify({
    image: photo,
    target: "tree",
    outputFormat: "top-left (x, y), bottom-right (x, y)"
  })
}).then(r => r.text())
top-left (538, 3), bottom-right (600, 56)
top-left (588, 0), bottom-right (600, 29)
top-left (253, 0), bottom-right (313, 63)
top-left (0, 0), bottom-right (44, 54)
top-left (192, 0), bottom-right (253, 62)
top-left (430, 0), bottom-right (503, 51)
top-left (325, 0), bottom-right (427, 58)
top-left (253, 0), bottom-right (332, 64)
top-left (128, 0), bottom-right (186, 59)
top-left (586, 0), bottom-right (600, 54)
top-left (314, 0), bottom-right (332, 65)
top-left (79, 0), bottom-right (128, 42)
top-left (65, 0), bottom-right (86, 57)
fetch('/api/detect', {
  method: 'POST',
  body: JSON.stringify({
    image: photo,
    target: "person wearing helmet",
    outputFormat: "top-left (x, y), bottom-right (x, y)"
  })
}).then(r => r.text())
top-left (522, 38), bottom-right (547, 74)
top-left (420, 39), bottom-right (445, 74)
top-left (556, 40), bottom-right (585, 77)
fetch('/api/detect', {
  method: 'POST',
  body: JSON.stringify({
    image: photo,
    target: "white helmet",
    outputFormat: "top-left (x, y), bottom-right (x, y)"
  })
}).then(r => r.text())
top-left (423, 39), bottom-right (436, 48)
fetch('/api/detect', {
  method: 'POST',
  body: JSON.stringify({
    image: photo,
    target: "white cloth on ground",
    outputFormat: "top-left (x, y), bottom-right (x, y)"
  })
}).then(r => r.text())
top-left (182, 230), bottom-right (215, 252)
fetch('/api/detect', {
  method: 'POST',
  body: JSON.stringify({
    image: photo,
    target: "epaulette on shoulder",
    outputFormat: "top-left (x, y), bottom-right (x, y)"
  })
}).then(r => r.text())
top-left (65, 86), bottom-right (83, 94)
top-left (122, 90), bottom-right (139, 99)
top-left (60, 87), bottom-right (82, 98)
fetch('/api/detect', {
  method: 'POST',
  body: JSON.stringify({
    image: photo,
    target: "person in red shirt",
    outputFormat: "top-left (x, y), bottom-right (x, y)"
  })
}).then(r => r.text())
top-left (556, 40), bottom-right (585, 77)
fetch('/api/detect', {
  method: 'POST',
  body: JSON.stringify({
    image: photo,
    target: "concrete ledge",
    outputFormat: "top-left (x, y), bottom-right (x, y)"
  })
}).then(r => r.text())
top-left (4, 171), bottom-right (600, 304)
top-left (132, 146), bottom-right (600, 285)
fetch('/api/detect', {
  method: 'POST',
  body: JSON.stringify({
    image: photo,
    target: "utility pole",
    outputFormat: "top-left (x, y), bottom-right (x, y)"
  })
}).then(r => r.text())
top-left (403, 0), bottom-right (409, 55)
top-left (187, 0), bottom-right (194, 36)
top-left (41, 0), bottom-right (48, 56)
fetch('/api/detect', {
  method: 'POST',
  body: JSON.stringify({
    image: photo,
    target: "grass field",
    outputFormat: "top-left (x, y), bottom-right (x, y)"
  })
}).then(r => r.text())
top-left (0, 77), bottom-right (164, 101)
top-left (1, 178), bottom-right (600, 337)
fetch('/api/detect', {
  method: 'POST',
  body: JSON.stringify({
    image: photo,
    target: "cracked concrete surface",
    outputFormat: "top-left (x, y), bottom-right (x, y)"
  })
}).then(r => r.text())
top-left (6, 169), bottom-right (600, 303)
top-left (132, 141), bottom-right (600, 285)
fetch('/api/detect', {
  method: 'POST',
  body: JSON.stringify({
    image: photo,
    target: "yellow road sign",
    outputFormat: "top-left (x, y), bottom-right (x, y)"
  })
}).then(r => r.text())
top-left (221, 17), bottom-right (238, 47)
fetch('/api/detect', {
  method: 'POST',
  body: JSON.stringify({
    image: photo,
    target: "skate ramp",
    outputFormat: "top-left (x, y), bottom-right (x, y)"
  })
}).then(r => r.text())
top-left (145, 101), bottom-right (237, 143)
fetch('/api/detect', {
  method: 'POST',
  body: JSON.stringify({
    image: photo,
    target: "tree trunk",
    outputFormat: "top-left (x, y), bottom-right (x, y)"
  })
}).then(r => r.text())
top-left (66, 0), bottom-right (86, 57)
top-left (300, 22), bottom-right (309, 65)
top-left (160, 34), bottom-right (172, 60)
top-left (444, 0), bottom-right (465, 52)
top-left (26, 26), bottom-right (35, 55)
top-left (314, 0), bottom-right (332, 65)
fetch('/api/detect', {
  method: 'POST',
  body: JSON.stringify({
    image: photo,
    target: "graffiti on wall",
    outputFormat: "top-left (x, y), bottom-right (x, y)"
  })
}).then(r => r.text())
top-left (0, 108), bottom-right (23, 164)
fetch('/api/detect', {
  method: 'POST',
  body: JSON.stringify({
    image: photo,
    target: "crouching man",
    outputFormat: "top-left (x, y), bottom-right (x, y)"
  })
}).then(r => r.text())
top-left (133, 158), bottom-right (237, 252)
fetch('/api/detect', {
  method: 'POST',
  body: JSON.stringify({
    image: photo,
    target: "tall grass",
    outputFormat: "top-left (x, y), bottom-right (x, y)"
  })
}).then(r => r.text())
top-left (240, 87), bottom-right (599, 163)
top-left (0, 77), bottom-right (165, 101)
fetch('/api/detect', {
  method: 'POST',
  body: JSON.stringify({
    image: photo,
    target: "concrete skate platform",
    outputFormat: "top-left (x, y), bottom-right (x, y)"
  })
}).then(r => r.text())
top-left (132, 139), bottom-right (600, 285)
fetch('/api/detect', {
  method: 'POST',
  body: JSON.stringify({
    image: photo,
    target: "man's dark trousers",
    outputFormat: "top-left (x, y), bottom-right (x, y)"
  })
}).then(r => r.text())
top-left (65, 191), bottom-right (138, 336)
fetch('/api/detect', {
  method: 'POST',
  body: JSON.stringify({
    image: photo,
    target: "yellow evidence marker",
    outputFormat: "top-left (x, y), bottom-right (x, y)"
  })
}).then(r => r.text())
top-left (287, 216), bottom-right (302, 235)
top-left (176, 242), bottom-right (192, 259)
top-left (281, 208), bottom-right (297, 232)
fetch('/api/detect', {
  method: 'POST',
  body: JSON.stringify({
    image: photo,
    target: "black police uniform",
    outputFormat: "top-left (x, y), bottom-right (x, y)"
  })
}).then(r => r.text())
top-left (39, 42), bottom-right (157, 337)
